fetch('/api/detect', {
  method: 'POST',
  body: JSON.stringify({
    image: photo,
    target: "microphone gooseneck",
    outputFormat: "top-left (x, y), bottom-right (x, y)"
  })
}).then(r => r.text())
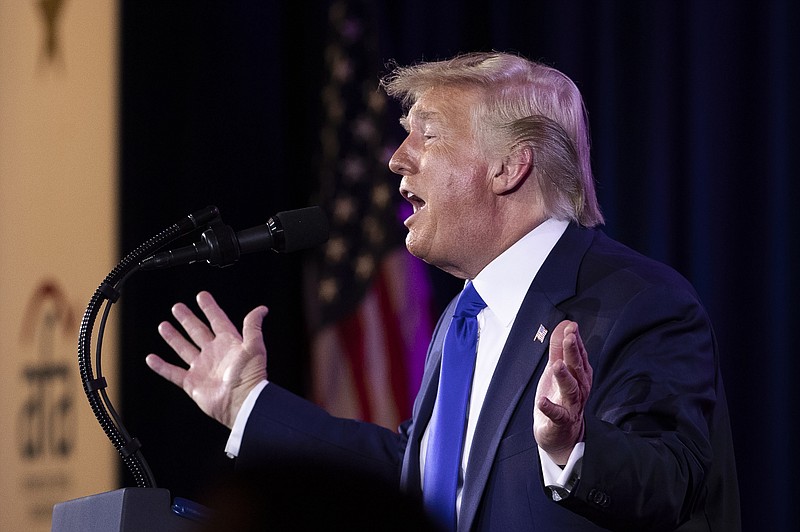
top-left (78, 205), bottom-right (327, 490)
top-left (139, 206), bottom-right (329, 270)
top-left (79, 205), bottom-right (221, 489)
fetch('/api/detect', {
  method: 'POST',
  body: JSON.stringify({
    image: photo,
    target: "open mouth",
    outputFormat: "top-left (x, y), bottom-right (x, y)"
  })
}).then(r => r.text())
top-left (400, 187), bottom-right (426, 214)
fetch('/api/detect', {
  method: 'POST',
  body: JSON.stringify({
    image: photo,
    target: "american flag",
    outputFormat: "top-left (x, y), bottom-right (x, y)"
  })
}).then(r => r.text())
top-left (307, 0), bottom-right (433, 429)
top-left (534, 324), bottom-right (548, 343)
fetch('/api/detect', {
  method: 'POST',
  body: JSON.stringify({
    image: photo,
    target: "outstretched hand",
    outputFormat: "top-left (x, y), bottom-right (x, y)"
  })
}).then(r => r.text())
top-left (145, 291), bottom-right (269, 429)
top-left (534, 320), bottom-right (593, 465)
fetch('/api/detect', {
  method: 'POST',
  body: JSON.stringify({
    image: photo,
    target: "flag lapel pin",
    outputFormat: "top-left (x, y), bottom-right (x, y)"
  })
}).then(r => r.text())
top-left (534, 324), bottom-right (548, 343)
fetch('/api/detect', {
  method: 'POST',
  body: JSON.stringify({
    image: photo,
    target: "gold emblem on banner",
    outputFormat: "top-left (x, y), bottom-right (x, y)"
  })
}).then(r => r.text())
top-left (16, 280), bottom-right (78, 522)
top-left (37, 0), bottom-right (67, 62)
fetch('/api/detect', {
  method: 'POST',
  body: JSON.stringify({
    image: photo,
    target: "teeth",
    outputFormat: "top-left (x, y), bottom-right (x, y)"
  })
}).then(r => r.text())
top-left (401, 188), bottom-right (424, 211)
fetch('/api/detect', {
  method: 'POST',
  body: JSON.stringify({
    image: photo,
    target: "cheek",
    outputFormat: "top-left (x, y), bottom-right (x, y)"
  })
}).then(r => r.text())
top-left (438, 170), bottom-right (489, 217)
top-left (423, 151), bottom-right (490, 224)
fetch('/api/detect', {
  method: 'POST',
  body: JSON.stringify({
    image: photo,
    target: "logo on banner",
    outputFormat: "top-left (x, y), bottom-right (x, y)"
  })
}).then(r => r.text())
top-left (16, 280), bottom-right (78, 521)
top-left (37, 0), bottom-right (68, 63)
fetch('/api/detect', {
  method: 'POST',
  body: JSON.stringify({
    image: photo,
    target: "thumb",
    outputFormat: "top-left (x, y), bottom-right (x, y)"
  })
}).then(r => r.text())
top-left (242, 305), bottom-right (269, 354)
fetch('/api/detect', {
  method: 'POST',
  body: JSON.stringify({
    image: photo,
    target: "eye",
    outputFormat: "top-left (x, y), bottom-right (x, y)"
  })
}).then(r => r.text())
top-left (422, 128), bottom-right (438, 141)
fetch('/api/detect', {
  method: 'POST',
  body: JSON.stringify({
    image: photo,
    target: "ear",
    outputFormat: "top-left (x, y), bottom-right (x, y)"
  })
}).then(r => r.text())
top-left (491, 145), bottom-right (533, 195)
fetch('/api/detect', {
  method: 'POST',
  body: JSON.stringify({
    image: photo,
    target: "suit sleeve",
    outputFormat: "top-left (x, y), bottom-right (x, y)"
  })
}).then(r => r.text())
top-left (559, 282), bottom-right (721, 530)
top-left (235, 382), bottom-right (407, 486)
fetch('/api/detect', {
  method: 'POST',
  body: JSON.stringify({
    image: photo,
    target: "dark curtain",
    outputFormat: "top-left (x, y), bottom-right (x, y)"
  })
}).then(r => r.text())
top-left (116, 1), bottom-right (798, 529)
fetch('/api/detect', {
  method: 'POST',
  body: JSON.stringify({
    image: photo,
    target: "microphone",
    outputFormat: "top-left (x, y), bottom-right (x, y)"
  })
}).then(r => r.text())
top-left (140, 206), bottom-right (329, 270)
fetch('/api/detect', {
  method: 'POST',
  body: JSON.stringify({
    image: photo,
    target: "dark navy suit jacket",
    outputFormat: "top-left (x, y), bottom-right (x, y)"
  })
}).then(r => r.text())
top-left (237, 224), bottom-right (740, 531)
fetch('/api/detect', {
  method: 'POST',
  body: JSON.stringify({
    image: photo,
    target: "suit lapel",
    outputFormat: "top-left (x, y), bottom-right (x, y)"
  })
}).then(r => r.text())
top-left (457, 292), bottom-right (563, 529)
top-left (400, 299), bottom-right (455, 495)
top-left (458, 224), bottom-right (595, 531)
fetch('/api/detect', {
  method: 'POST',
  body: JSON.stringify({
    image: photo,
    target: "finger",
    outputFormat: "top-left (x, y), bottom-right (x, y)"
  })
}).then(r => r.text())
top-left (562, 323), bottom-right (582, 371)
top-left (553, 359), bottom-right (582, 404)
top-left (563, 324), bottom-right (593, 387)
top-left (172, 301), bottom-right (216, 346)
top-left (196, 291), bottom-right (241, 338)
top-left (537, 395), bottom-right (569, 425)
top-left (548, 321), bottom-right (571, 364)
top-left (158, 321), bottom-right (200, 365)
top-left (145, 354), bottom-right (188, 389)
top-left (574, 328), bottom-right (592, 381)
top-left (242, 305), bottom-right (269, 354)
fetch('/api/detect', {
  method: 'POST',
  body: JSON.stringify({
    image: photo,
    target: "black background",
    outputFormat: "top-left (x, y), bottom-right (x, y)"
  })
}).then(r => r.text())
top-left (113, 1), bottom-right (798, 529)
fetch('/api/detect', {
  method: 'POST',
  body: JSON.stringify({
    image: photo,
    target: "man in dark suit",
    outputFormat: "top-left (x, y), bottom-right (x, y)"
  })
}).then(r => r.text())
top-left (146, 52), bottom-right (740, 530)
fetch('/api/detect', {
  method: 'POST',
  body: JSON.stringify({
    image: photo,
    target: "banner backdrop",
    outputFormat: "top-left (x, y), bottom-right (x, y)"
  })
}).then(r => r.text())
top-left (0, 1), bottom-right (119, 530)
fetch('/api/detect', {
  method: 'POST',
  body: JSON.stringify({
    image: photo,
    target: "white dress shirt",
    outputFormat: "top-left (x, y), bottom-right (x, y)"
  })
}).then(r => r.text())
top-left (226, 218), bottom-right (582, 506)
top-left (418, 218), bottom-right (582, 516)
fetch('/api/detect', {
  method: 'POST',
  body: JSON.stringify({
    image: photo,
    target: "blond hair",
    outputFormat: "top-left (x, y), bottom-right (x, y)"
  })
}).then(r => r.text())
top-left (382, 52), bottom-right (604, 227)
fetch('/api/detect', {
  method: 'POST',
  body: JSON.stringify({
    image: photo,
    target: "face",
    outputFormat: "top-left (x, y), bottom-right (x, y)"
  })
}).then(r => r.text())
top-left (389, 85), bottom-right (500, 278)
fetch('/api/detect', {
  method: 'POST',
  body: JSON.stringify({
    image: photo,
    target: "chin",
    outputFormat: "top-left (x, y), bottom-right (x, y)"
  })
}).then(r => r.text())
top-left (404, 234), bottom-right (431, 264)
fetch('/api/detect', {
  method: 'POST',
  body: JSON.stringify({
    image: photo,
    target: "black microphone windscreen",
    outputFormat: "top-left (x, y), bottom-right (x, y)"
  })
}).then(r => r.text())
top-left (275, 207), bottom-right (330, 252)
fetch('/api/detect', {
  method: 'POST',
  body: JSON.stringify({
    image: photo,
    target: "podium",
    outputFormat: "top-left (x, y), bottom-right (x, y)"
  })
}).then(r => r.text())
top-left (52, 488), bottom-right (204, 531)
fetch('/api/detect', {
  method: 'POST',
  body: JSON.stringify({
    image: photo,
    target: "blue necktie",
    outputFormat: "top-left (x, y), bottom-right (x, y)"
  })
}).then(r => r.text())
top-left (423, 281), bottom-right (486, 531)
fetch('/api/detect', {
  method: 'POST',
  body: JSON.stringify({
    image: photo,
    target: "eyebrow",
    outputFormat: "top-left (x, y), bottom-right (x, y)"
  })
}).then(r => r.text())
top-left (399, 110), bottom-right (442, 132)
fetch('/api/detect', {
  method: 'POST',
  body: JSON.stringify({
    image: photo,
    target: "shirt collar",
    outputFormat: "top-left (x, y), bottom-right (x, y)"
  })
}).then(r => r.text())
top-left (471, 218), bottom-right (569, 327)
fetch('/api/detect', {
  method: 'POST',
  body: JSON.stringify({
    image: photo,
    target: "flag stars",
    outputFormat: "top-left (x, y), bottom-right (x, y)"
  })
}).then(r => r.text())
top-left (366, 89), bottom-right (386, 114)
top-left (363, 217), bottom-right (385, 245)
top-left (340, 17), bottom-right (363, 42)
top-left (320, 126), bottom-right (341, 160)
top-left (332, 56), bottom-right (353, 83)
top-left (319, 278), bottom-right (339, 303)
top-left (325, 236), bottom-right (348, 263)
top-left (354, 254), bottom-right (375, 280)
top-left (371, 183), bottom-right (391, 208)
top-left (322, 85), bottom-right (345, 123)
top-left (353, 115), bottom-right (377, 142)
top-left (341, 155), bottom-right (366, 182)
top-left (323, 44), bottom-right (349, 85)
top-left (333, 196), bottom-right (357, 223)
top-left (314, 1), bottom-right (400, 320)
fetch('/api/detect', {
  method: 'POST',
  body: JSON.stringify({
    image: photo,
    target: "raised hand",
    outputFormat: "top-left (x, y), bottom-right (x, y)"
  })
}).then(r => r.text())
top-left (145, 291), bottom-right (269, 429)
top-left (533, 320), bottom-right (593, 465)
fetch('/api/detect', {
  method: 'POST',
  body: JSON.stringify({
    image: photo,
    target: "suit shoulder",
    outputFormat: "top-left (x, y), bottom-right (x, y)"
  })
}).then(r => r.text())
top-left (582, 230), bottom-right (699, 297)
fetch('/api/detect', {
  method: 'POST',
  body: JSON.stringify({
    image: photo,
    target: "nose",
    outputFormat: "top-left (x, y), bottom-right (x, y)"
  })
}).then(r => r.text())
top-left (388, 137), bottom-right (417, 176)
